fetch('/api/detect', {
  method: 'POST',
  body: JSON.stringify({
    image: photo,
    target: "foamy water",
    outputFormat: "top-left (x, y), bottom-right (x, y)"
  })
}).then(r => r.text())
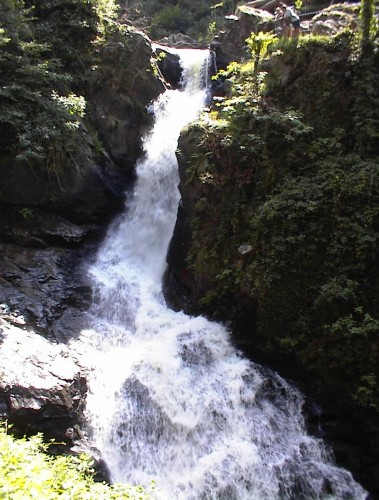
top-left (77, 49), bottom-right (367, 500)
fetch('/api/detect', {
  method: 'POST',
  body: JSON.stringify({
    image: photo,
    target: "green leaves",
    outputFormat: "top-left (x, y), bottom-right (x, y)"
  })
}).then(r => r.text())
top-left (183, 29), bottom-right (379, 410)
top-left (0, 0), bottom-right (122, 169)
top-left (359, 0), bottom-right (377, 46)
top-left (0, 2), bottom-right (79, 164)
top-left (0, 425), bottom-right (152, 499)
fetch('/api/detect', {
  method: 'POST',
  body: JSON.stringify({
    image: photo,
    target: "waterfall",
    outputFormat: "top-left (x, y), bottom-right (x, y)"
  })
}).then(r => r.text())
top-left (79, 49), bottom-right (367, 500)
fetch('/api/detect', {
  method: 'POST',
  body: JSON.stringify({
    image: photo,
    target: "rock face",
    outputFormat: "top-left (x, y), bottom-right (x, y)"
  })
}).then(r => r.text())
top-left (211, 6), bottom-right (274, 70)
top-left (0, 20), bottom-right (167, 451)
top-left (0, 241), bottom-right (91, 336)
top-left (0, 146), bottom-right (124, 225)
top-left (88, 29), bottom-right (165, 171)
top-left (0, 318), bottom-right (87, 446)
top-left (0, 223), bottom-right (93, 445)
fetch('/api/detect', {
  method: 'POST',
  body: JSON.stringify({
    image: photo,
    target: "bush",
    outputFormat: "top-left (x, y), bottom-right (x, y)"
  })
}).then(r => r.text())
top-left (0, 424), bottom-right (151, 499)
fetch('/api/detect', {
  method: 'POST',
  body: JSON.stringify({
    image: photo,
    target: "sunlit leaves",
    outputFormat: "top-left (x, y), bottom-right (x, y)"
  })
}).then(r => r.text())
top-left (0, 425), bottom-right (151, 499)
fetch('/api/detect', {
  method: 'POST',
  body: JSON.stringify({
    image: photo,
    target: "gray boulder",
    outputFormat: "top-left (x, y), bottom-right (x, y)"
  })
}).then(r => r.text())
top-left (0, 318), bottom-right (87, 446)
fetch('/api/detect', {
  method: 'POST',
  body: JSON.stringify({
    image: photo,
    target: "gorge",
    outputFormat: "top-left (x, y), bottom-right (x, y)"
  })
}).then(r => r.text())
top-left (78, 48), bottom-right (366, 499)
top-left (0, 0), bottom-right (378, 498)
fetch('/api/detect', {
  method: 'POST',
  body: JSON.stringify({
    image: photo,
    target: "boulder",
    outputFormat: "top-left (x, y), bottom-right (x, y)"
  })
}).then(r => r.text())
top-left (154, 45), bottom-right (183, 89)
top-left (211, 7), bottom-right (274, 70)
top-left (0, 318), bottom-right (87, 446)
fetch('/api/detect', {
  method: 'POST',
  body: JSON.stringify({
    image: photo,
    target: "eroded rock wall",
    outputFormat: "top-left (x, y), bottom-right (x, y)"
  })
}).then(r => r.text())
top-left (0, 4), bottom-right (166, 450)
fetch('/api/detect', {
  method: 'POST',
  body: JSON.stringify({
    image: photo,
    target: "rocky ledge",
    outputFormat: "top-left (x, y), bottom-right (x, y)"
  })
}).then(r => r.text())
top-left (0, 316), bottom-right (87, 448)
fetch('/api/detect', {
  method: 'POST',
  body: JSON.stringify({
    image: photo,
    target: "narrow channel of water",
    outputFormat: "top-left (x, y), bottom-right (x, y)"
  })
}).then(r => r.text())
top-left (80, 48), bottom-right (367, 499)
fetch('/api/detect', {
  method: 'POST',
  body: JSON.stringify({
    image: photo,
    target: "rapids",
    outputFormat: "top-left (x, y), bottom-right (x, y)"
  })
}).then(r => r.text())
top-left (78, 48), bottom-right (367, 500)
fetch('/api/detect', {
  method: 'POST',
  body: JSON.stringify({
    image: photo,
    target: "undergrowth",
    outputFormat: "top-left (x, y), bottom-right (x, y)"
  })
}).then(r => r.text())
top-left (0, 424), bottom-right (152, 499)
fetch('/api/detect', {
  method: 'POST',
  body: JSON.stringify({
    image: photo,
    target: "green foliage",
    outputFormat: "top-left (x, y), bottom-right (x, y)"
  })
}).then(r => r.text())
top-left (359, 0), bottom-right (376, 46)
top-left (19, 207), bottom-right (34, 219)
top-left (206, 20), bottom-right (217, 43)
top-left (0, 424), bottom-right (151, 499)
top-left (210, 33), bottom-right (279, 118)
top-left (150, 5), bottom-right (190, 39)
top-left (185, 31), bottom-right (379, 411)
top-left (51, 92), bottom-right (86, 119)
top-left (124, 0), bottom-right (237, 41)
top-left (94, 0), bottom-right (119, 24)
top-left (0, 0), bottom-right (91, 167)
top-left (246, 31), bottom-right (276, 68)
top-left (0, 0), bottom-right (133, 171)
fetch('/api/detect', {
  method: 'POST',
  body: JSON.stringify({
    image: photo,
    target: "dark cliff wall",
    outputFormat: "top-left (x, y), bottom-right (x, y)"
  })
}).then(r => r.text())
top-left (0, 0), bottom-right (165, 447)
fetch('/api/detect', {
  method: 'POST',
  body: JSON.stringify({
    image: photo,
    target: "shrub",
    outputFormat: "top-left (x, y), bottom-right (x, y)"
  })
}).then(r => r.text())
top-left (0, 424), bottom-right (151, 499)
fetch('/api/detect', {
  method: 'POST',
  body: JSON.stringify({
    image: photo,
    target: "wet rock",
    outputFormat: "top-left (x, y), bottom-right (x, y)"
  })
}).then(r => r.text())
top-left (0, 319), bottom-right (87, 445)
top-left (0, 242), bottom-right (92, 337)
top-left (154, 46), bottom-right (183, 89)
top-left (50, 308), bottom-right (91, 344)
top-left (165, 202), bottom-right (194, 307)
top-left (0, 207), bottom-right (98, 248)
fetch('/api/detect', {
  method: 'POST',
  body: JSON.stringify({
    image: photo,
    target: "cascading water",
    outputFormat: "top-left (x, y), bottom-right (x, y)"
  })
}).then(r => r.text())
top-left (79, 49), bottom-right (367, 499)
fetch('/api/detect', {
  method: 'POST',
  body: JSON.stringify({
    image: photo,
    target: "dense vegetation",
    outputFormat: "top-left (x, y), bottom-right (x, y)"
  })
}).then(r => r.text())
top-left (0, 424), bottom-right (150, 499)
top-left (181, 26), bottom-right (379, 412)
top-left (122, 0), bottom-right (238, 41)
top-left (0, 0), bottom-right (158, 181)
top-left (0, 0), bottom-right (101, 166)
top-left (1, 0), bottom-right (378, 495)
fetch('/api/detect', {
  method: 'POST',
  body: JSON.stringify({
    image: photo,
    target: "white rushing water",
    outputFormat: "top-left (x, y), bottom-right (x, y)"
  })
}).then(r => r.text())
top-left (80, 49), bottom-right (367, 499)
